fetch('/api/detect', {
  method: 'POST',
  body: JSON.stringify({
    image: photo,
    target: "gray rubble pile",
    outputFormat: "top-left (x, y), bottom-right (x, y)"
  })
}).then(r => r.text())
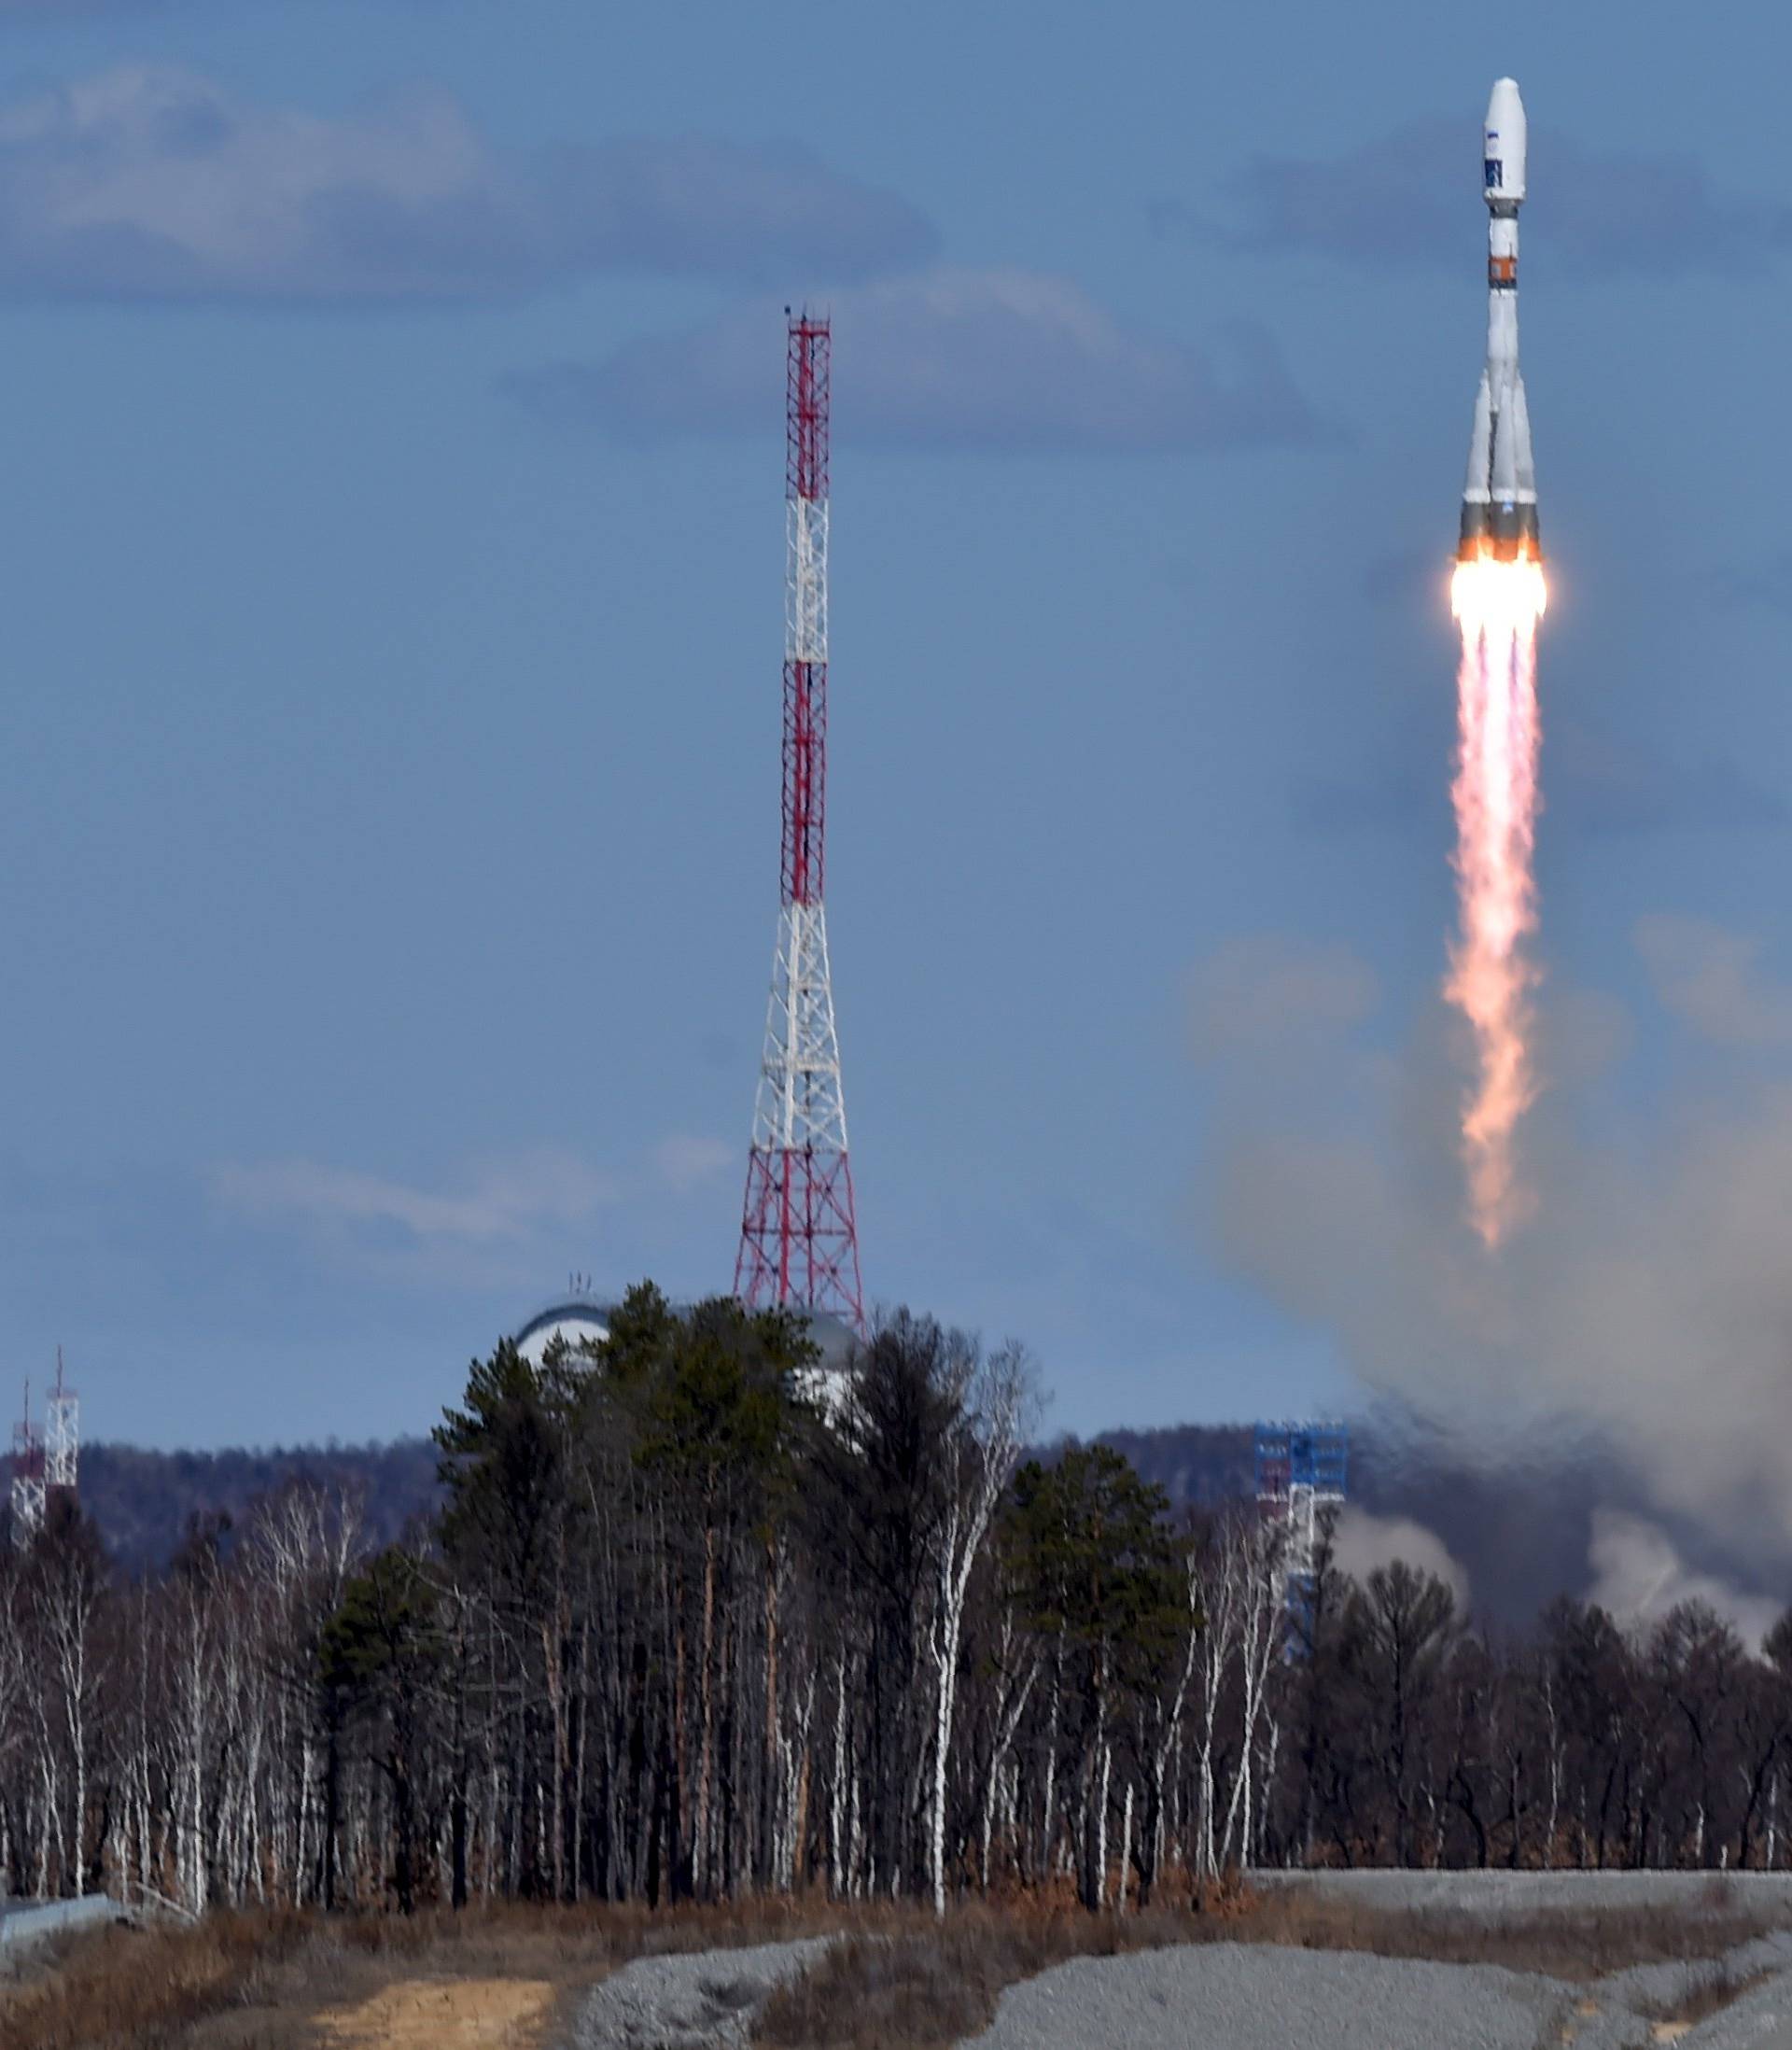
top-left (572, 1934), bottom-right (833, 2050)
top-left (570, 1876), bottom-right (1792, 2049)
top-left (960, 1926), bottom-right (1792, 2050)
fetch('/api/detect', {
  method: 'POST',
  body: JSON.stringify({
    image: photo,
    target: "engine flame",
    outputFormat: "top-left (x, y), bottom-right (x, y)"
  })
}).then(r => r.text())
top-left (1447, 544), bottom-right (1547, 1246)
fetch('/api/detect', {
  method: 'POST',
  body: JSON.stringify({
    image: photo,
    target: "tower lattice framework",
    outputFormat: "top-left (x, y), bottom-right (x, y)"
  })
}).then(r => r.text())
top-left (9, 1380), bottom-right (44, 1544)
top-left (1255, 1420), bottom-right (1348, 1652)
top-left (735, 314), bottom-right (864, 1328)
top-left (45, 1348), bottom-right (77, 1494)
top-left (9, 1352), bottom-right (78, 1547)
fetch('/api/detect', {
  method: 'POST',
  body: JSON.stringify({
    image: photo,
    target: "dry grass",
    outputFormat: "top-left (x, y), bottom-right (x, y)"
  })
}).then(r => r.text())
top-left (4, 1882), bottom-right (1787, 2050)
top-left (0, 1909), bottom-right (315, 2050)
top-left (0, 1896), bottom-right (848, 2050)
top-left (756, 1905), bottom-right (1197, 2050)
top-left (1242, 1892), bottom-right (1785, 1980)
top-left (754, 1887), bottom-right (1792, 2050)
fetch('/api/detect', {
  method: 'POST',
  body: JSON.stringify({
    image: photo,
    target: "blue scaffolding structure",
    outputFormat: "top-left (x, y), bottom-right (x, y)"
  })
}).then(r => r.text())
top-left (1254, 1420), bottom-right (1349, 1651)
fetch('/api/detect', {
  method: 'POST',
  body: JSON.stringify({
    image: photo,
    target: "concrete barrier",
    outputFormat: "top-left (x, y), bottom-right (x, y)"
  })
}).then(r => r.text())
top-left (0, 1893), bottom-right (117, 1949)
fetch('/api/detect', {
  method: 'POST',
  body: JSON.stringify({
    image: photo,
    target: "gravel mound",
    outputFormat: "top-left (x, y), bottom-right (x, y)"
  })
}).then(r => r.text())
top-left (571, 1934), bottom-right (834, 2049)
top-left (564, 1887), bottom-right (1792, 2049)
top-left (959, 1929), bottom-right (1792, 2050)
top-left (1673, 1970), bottom-right (1792, 2049)
top-left (1592, 1931), bottom-right (1792, 2049)
top-left (958, 1943), bottom-right (1565, 2050)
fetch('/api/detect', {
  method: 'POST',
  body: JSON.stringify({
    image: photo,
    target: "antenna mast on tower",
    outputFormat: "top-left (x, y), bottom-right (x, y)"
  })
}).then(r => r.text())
top-left (45, 1347), bottom-right (78, 1497)
top-left (735, 312), bottom-right (865, 1329)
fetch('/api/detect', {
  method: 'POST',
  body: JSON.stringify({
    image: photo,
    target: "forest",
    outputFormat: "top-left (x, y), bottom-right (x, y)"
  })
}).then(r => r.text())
top-left (3, 1284), bottom-right (1791, 1917)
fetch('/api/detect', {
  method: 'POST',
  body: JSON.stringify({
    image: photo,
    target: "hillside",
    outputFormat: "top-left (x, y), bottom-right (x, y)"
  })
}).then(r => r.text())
top-left (74, 1438), bottom-right (441, 1570)
top-left (61, 1413), bottom-right (1686, 1626)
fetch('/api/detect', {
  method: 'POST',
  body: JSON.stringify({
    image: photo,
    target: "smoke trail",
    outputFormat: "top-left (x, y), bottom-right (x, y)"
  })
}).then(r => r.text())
top-left (1446, 551), bottom-right (1546, 1244)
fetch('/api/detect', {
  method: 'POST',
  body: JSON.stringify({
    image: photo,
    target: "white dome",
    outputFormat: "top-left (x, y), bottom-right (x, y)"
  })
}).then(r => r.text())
top-left (511, 1297), bottom-right (862, 1376)
top-left (514, 1300), bottom-right (610, 1368)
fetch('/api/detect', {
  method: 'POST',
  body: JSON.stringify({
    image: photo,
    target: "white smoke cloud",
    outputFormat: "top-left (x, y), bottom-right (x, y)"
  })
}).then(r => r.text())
top-left (1188, 935), bottom-right (1378, 1061)
top-left (1197, 926), bottom-right (1792, 1590)
top-left (1586, 1509), bottom-right (1784, 1650)
top-left (1333, 1506), bottom-right (1471, 1608)
top-left (1635, 915), bottom-right (1792, 1048)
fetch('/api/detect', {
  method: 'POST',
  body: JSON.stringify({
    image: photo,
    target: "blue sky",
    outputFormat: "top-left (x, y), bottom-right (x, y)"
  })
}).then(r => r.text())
top-left (6, 0), bottom-right (1792, 1466)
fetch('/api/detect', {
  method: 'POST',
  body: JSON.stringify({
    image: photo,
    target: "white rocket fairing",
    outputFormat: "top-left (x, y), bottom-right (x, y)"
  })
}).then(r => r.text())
top-left (1460, 77), bottom-right (1539, 562)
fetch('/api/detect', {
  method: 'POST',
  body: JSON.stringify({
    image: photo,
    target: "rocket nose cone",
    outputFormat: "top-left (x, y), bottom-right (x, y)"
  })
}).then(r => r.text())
top-left (1486, 77), bottom-right (1524, 128)
top-left (1483, 77), bottom-right (1527, 203)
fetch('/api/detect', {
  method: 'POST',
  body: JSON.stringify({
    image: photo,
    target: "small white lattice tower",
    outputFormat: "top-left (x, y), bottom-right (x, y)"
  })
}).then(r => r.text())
top-left (735, 312), bottom-right (865, 1327)
top-left (9, 1380), bottom-right (45, 1546)
top-left (45, 1348), bottom-right (77, 1496)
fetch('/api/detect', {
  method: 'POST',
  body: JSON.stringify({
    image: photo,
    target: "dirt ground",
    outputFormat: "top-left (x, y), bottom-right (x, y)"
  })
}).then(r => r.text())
top-left (313, 1975), bottom-right (556, 2049)
top-left (0, 1898), bottom-right (842, 2050)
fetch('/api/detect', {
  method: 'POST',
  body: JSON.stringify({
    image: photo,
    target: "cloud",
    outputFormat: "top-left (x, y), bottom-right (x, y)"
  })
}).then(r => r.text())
top-left (1189, 934), bottom-right (1378, 1060)
top-left (506, 268), bottom-right (1323, 453)
top-left (1195, 927), bottom-right (1792, 1589)
top-left (1586, 1509), bottom-right (1783, 1650)
top-left (0, 64), bottom-right (934, 302)
top-left (1155, 120), bottom-right (1792, 278)
top-left (214, 1151), bottom-right (617, 1248)
top-left (1636, 915), bottom-right (1792, 1047)
top-left (1333, 1505), bottom-right (1471, 1608)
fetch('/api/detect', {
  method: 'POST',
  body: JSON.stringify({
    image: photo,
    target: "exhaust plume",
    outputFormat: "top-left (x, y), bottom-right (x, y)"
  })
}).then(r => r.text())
top-left (1446, 549), bottom-right (1546, 1243)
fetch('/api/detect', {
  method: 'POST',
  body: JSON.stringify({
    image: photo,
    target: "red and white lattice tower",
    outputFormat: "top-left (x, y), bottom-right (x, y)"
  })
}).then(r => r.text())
top-left (735, 313), bottom-right (865, 1329)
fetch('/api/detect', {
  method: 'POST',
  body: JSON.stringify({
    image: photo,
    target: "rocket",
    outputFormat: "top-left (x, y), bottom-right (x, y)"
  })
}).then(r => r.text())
top-left (1459, 78), bottom-right (1539, 562)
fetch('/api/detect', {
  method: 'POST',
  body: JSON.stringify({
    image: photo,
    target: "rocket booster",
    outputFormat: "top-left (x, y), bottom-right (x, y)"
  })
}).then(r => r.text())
top-left (1459, 77), bottom-right (1539, 563)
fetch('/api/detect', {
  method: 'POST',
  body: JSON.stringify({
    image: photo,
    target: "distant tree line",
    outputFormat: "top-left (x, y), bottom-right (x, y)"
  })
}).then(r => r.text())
top-left (71, 1425), bottom-right (1638, 1627)
top-left (72, 1439), bottom-right (441, 1575)
top-left (4, 1285), bottom-right (1792, 1915)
